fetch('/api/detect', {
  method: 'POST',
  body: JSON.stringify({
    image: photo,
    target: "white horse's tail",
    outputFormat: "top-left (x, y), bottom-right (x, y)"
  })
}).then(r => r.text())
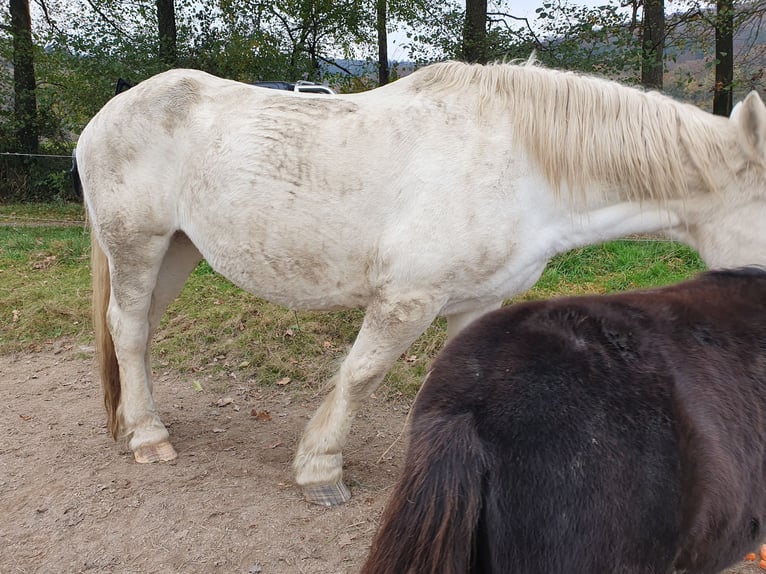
top-left (90, 220), bottom-right (121, 439)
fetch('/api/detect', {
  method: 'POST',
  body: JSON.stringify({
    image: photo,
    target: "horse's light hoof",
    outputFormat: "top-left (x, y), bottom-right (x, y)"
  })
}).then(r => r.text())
top-left (134, 441), bottom-right (178, 463)
top-left (302, 480), bottom-right (351, 506)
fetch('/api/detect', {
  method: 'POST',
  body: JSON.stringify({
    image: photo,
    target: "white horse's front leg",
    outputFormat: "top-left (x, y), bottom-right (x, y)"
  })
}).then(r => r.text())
top-left (294, 296), bottom-right (442, 506)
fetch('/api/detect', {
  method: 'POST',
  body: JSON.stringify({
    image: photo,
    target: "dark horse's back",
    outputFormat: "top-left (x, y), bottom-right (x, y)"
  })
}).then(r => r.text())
top-left (362, 267), bottom-right (766, 574)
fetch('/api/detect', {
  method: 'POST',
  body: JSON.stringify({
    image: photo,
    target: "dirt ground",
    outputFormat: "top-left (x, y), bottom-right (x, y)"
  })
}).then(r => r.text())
top-left (1, 345), bottom-right (762, 574)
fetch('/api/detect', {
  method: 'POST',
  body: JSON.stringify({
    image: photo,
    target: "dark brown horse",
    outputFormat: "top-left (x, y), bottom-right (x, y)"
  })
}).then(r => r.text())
top-left (362, 267), bottom-right (766, 574)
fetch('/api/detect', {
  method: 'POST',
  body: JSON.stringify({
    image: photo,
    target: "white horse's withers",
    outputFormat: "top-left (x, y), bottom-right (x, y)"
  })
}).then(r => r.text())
top-left (76, 60), bottom-right (766, 506)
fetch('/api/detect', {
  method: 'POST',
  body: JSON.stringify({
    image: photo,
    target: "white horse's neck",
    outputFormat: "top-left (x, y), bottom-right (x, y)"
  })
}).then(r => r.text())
top-left (543, 201), bottom-right (682, 258)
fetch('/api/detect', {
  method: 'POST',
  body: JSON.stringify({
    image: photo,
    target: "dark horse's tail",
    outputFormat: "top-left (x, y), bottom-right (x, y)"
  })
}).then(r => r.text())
top-left (71, 149), bottom-right (82, 200)
top-left (361, 411), bottom-right (489, 574)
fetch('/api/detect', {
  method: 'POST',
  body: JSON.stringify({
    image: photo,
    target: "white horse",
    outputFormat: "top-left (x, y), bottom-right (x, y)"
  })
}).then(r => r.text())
top-left (76, 60), bottom-right (766, 506)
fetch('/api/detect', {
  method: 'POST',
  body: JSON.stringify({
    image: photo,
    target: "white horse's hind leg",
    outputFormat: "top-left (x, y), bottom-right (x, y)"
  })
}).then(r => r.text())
top-left (294, 295), bottom-right (442, 506)
top-left (133, 232), bottom-right (202, 463)
top-left (446, 302), bottom-right (502, 340)
top-left (107, 231), bottom-right (200, 464)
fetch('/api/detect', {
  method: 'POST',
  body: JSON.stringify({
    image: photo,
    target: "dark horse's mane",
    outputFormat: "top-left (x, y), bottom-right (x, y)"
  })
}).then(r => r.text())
top-left (362, 267), bottom-right (766, 574)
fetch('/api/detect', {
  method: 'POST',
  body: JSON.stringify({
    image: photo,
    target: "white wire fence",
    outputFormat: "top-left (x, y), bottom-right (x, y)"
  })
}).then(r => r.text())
top-left (0, 151), bottom-right (77, 203)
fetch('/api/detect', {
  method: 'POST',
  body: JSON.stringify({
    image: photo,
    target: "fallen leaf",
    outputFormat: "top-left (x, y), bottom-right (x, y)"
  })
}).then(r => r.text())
top-left (215, 397), bottom-right (234, 407)
top-left (284, 328), bottom-right (294, 337)
top-left (212, 427), bottom-right (226, 433)
top-left (276, 377), bottom-right (291, 386)
top-left (19, 414), bottom-right (33, 421)
top-left (251, 409), bottom-right (272, 422)
top-left (32, 255), bottom-right (57, 270)
top-left (12, 309), bottom-right (20, 323)
top-left (267, 441), bottom-right (282, 449)
top-left (192, 381), bottom-right (203, 392)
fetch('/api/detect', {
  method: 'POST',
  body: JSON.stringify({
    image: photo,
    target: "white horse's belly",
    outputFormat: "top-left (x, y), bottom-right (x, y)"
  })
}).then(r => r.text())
top-left (189, 229), bottom-right (374, 310)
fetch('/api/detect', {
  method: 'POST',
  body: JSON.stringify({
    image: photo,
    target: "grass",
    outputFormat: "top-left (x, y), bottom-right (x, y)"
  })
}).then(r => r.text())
top-left (0, 202), bottom-right (85, 224)
top-left (0, 206), bottom-right (705, 397)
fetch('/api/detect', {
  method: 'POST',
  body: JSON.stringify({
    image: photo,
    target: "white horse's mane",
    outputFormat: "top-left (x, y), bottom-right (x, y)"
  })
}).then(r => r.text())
top-left (411, 60), bottom-right (739, 202)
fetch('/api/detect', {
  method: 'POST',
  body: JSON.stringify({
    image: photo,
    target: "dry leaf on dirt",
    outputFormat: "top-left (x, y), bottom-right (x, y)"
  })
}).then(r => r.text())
top-left (251, 409), bottom-right (272, 421)
top-left (276, 377), bottom-right (291, 386)
top-left (216, 397), bottom-right (234, 407)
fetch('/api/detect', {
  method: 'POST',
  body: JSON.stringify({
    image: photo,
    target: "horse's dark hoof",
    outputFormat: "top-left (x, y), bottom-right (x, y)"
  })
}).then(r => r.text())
top-left (302, 480), bottom-right (351, 506)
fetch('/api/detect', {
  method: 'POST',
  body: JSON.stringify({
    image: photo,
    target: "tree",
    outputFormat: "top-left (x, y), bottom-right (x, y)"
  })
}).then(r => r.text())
top-left (713, 0), bottom-right (734, 115)
top-left (156, 0), bottom-right (177, 67)
top-left (463, 0), bottom-right (487, 63)
top-left (641, 0), bottom-right (665, 90)
top-left (377, 0), bottom-right (389, 85)
top-left (9, 0), bottom-right (38, 154)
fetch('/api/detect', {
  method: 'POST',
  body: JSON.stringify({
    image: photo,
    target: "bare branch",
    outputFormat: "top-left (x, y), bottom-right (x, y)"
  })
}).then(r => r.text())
top-left (81, 0), bottom-right (130, 36)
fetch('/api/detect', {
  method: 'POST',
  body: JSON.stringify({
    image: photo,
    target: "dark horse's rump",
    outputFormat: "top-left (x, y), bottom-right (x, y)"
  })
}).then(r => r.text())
top-left (362, 267), bottom-right (766, 574)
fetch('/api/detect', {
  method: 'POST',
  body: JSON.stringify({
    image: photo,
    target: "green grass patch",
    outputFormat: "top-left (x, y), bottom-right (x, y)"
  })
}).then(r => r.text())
top-left (0, 220), bottom-right (704, 398)
top-left (0, 202), bottom-right (85, 224)
top-left (519, 240), bottom-right (705, 300)
top-left (0, 225), bottom-right (91, 350)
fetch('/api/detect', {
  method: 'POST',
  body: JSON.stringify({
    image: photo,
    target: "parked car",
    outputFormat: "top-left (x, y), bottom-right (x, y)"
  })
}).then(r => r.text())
top-left (252, 80), bottom-right (335, 95)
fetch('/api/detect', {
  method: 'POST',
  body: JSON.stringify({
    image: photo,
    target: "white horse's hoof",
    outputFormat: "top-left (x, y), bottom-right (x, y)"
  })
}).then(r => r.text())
top-left (134, 441), bottom-right (178, 463)
top-left (302, 480), bottom-right (351, 506)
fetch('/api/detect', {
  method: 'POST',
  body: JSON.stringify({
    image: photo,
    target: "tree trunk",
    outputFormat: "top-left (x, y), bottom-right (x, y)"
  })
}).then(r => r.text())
top-left (156, 0), bottom-right (177, 67)
top-left (641, 0), bottom-right (664, 90)
top-left (713, 0), bottom-right (734, 116)
top-left (10, 0), bottom-right (38, 154)
top-left (462, 0), bottom-right (487, 64)
top-left (376, 0), bottom-right (389, 86)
